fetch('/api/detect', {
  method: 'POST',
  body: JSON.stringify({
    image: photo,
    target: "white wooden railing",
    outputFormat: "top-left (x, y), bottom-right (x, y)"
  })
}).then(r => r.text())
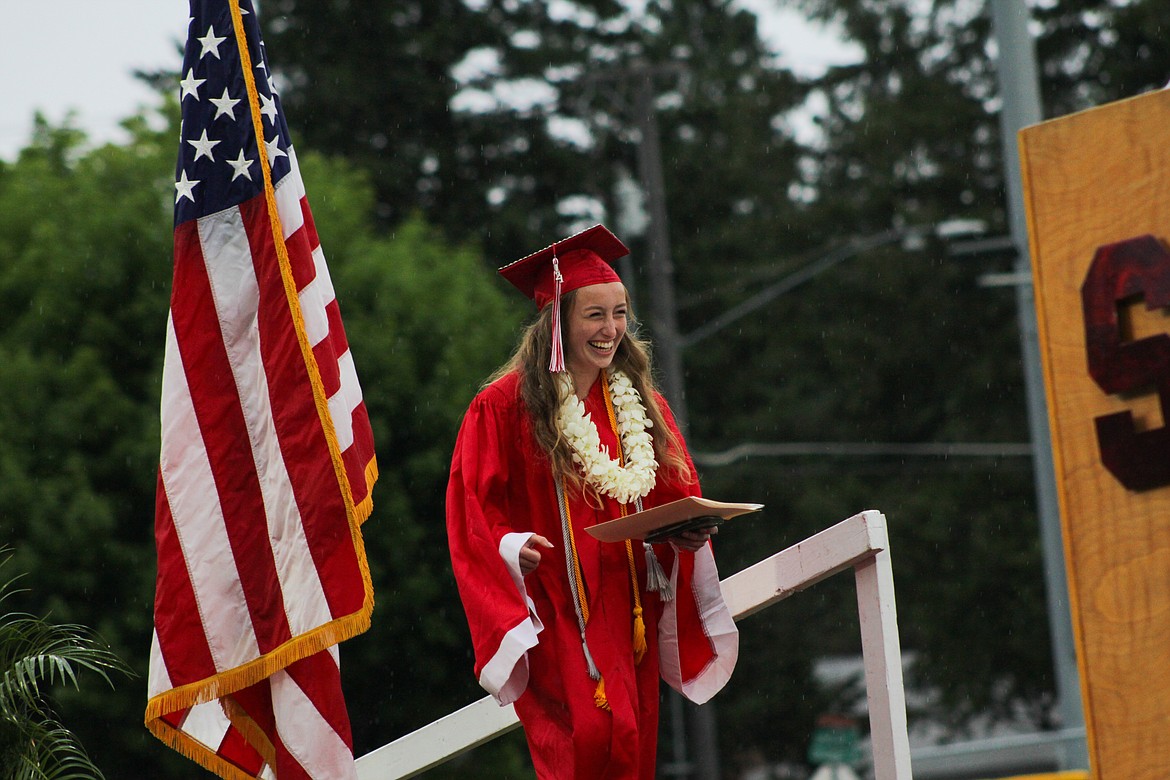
top-left (356, 509), bottom-right (912, 779)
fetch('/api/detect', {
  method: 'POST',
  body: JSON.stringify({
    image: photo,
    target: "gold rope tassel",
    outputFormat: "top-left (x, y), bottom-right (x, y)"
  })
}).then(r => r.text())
top-left (626, 539), bottom-right (648, 665)
top-left (631, 605), bottom-right (647, 664)
top-left (594, 677), bottom-right (611, 711)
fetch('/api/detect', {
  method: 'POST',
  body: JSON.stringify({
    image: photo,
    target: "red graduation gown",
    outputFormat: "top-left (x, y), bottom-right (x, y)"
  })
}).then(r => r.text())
top-left (446, 371), bottom-right (738, 779)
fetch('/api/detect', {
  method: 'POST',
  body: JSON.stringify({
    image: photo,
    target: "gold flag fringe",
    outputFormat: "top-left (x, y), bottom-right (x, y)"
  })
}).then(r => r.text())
top-left (354, 456), bottom-right (379, 526)
top-left (145, 607), bottom-right (373, 776)
top-left (146, 716), bottom-right (258, 780)
top-left (145, 607), bottom-right (371, 722)
top-left (223, 696), bottom-right (278, 769)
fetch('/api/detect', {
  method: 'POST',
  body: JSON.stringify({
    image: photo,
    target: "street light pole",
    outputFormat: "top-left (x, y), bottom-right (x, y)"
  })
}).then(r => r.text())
top-left (629, 62), bottom-right (725, 780)
top-left (581, 57), bottom-right (719, 779)
top-left (988, 0), bottom-right (1088, 768)
top-left (632, 65), bottom-right (689, 436)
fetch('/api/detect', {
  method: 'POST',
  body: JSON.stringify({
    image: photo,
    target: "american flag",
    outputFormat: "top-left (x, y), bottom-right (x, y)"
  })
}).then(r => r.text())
top-left (145, 1), bottom-right (377, 777)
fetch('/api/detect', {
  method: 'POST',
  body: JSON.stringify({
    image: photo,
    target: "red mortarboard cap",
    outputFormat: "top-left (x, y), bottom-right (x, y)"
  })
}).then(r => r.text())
top-left (498, 224), bottom-right (629, 373)
top-left (498, 224), bottom-right (628, 309)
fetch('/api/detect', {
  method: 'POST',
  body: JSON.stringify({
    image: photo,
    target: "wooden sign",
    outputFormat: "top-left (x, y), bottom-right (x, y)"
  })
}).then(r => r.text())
top-left (1020, 87), bottom-right (1170, 780)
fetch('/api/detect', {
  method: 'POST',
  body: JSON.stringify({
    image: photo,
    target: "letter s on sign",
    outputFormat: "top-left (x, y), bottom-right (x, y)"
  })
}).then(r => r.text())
top-left (1082, 234), bottom-right (1170, 491)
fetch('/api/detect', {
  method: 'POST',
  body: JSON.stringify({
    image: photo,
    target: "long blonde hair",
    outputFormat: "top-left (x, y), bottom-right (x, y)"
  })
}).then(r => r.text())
top-left (490, 288), bottom-right (692, 494)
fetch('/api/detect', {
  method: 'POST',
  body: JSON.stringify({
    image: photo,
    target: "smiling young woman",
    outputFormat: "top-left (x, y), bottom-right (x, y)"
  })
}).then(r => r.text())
top-left (445, 225), bottom-right (738, 779)
top-left (564, 281), bottom-right (627, 399)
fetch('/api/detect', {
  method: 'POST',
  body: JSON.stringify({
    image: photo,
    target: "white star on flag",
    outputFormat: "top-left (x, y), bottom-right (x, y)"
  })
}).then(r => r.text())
top-left (260, 93), bottom-right (279, 124)
top-left (174, 170), bottom-right (199, 203)
top-left (179, 68), bottom-right (206, 101)
top-left (187, 129), bottom-right (221, 162)
top-left (227, 150), bottom-right (254, 182)
top-left (265, 134), bottom-right (288, 166)
top-left (209, 88), bottom-right (240, 121)
top-left (197, 25), bottom-right (227, 59)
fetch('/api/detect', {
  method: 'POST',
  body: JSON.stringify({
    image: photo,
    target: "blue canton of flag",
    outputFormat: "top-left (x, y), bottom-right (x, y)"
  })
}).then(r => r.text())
top-left (175, 0), bottom-right (292, 224)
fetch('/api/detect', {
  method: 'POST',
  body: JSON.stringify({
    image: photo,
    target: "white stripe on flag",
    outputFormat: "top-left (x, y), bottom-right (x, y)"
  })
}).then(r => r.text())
top-left (299, 247), bottom-right (332, 348)
top-left (160, 313), bottom-right (259, 671)
top-left (272, 666), bottom-right (357, 779)
top-left (147, 630), bottom-right (172, 698)
top-left (329, 349), bottom-right (361, 451)
top-left (184, 699), bottom-right (233, 755)
top-left (309, 245), bottom-right (338, 310)
top-left (274, 162), bottom-right (306, 239)
top-left (197, 209), bottom-right (333, 637)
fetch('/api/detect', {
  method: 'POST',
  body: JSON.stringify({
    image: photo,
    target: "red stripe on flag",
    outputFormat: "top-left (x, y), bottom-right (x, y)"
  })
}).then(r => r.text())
top-left (242, 197), bottom-right (365, 620)
top-left (343, 403), bottom-right (375, 505)
top-left (171, 214), bottom-right (292, 655)
top-left (307, 300), bottom-right (347, 398)
top-left (153, 469), bottom-right (218, 685)
top-left (300, 195), bottom-right (321, 253)
top-left (162, 707), bottom-right (187, 730)
top-left (313, 340), bottom-right (341, 398)
top-left (286, 214), bottom-right (318, 293)
top-left (217, 726), bottom-right (266, 776)
top-left (323, 299), bottom-right (348, 353)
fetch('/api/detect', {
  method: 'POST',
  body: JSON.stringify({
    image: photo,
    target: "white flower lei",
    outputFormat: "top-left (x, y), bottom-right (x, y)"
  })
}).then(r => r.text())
top-left (556, 369), bottom-right (658, 504)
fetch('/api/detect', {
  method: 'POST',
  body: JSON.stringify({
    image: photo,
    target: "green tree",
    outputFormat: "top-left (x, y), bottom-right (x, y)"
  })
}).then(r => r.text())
top-left (259, 0), bottom-right (810, 264)
top-left (756, 0), bottom-right (1170, 741)
top-left (700, 0), bottom-right (1051, 739)
top-left (0, 111), bottom-right (180, 774)
top-left (1035, 0), bottom-right (1170, 117)
top-left (0, 547), bottom-right (133, 779)
top-left (259, 0), bottom-right (555, 247)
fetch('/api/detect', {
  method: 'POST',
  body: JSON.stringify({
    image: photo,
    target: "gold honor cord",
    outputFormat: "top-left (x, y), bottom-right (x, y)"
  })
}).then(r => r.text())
top-left (554, 477), bottom-right (608, 709)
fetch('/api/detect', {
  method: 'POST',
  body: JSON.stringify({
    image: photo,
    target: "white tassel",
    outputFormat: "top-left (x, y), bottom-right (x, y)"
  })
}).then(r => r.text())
top-left (644, 542), bottom-right (672, 601)
top-left (548, 255), bottom-right (565, 373)
top-left (581, 632), bottom-right (600, 680)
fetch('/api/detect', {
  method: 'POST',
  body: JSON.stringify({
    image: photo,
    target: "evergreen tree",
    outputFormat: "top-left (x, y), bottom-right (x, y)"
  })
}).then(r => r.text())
top-left (1035, 0), bottom-right (1170, 117)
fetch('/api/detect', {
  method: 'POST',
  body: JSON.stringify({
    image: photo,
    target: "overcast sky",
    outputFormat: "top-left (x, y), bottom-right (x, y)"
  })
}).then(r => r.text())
top-left (1, 3), bottom-right (188, 160)
top-left (0, 1), bottom-right (858, 161)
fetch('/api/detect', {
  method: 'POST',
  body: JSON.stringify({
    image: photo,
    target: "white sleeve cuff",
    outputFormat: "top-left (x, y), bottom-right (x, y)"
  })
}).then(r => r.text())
top-left (659, 545), bottom-right (739, 705)
top-left (478, 532), bottom-right (545, 704)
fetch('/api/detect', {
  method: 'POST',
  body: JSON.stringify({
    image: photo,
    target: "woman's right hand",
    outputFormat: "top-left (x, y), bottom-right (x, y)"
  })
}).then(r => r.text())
top-left (670, 523), bottom-right (719, 552)
top-left (519, 534), bottom-right (555, 575)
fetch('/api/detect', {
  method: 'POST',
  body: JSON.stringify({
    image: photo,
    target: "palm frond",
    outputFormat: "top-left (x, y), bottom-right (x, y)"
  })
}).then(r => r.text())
top-left (0, 614), bottom-right (132, 718)
top-left (0, 546), bottom-right (131, 779)
top-left (8, 715), bottom-right (107, 780)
